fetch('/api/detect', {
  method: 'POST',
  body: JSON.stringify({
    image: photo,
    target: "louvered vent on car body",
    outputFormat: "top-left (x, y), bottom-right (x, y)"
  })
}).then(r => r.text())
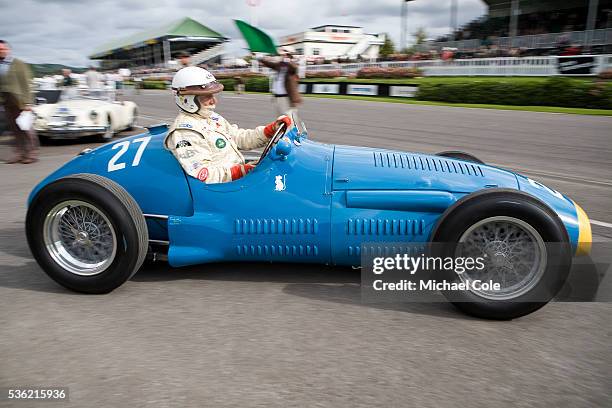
top-left (234, 218), bottom-right (319, 235)
top-left (372, 151), bottom-right (484, 177)
top-left (236, 244), bottom-right (319, 257)
top-left (347, 218), bottom-right (425, 236)
top-left (348, 244), bottom-right (427, 257)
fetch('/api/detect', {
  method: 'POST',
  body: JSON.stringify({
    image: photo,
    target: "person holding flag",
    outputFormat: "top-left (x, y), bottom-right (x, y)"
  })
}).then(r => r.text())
top-left (234, 20), bottom-right (303, 123)
top-left (258, 46), bottom-right (302, 121)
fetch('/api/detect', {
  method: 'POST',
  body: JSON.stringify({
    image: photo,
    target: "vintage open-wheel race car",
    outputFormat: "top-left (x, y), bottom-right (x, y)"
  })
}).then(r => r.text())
top-left (25, 120), bottom-right (592, 319)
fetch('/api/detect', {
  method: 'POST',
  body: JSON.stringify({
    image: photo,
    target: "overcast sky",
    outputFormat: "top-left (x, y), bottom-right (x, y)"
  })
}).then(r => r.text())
top-left (0, 0), bottom-right (486, 66)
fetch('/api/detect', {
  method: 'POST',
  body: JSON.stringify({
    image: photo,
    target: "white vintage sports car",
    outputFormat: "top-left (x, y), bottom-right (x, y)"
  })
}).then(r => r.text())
top-left (33, 89), bottom-right (138, 141)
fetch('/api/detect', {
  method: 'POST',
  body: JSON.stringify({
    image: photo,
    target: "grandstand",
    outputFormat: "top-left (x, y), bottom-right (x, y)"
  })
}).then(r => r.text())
top-left (89, 17), bottom-right (228, 70)
top-left (435, 0), bottom-right (612, 55)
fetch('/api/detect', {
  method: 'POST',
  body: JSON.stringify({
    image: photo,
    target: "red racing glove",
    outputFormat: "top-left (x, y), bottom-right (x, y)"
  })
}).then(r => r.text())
top-left (230, 163), bottom-right (255, 181)
top-left (264, 115), bottom-right (292, 138)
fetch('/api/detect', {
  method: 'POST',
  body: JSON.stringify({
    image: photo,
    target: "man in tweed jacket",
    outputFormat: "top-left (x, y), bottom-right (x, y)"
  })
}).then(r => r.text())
top-left (0, 40), bottom-right (38, 164)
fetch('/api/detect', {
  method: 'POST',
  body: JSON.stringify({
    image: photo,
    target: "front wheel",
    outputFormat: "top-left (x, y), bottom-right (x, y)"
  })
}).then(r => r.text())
top-left (26, 174), bottom-right (148, 293)
top-left (98, 114), bottom-right (114, 142)
top-left (127, 108), bottom-right (137, 130)
top-left (432, 191), bottom-right (571, 319)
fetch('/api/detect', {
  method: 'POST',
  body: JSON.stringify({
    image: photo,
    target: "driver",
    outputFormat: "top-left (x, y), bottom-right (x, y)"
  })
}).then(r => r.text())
top-left (165, 66), bottom-right (291, 184)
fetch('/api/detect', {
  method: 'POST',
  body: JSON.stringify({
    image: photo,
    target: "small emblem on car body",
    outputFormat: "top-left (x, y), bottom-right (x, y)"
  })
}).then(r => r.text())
top-left (275, 174), bottom-right (286, 191)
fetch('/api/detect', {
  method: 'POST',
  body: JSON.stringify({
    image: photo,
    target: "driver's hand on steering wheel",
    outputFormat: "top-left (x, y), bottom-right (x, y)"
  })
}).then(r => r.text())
top-left (264, 115), bottom-right (292, 138)
top-left (230, 163), bottom-right (255, 181)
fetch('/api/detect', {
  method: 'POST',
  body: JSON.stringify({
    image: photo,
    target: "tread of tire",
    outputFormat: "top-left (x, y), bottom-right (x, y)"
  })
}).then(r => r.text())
top-left (67, 173), bottom-right (149, 278)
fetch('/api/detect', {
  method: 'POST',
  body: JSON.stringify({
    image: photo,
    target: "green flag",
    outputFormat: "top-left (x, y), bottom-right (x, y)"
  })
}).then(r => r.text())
top-left (234, 20), bottom-right (278, 55)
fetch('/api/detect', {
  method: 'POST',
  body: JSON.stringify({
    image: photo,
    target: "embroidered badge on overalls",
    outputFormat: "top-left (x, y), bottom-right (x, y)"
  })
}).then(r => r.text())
top-left (215, 138), bottom-right (226, 149)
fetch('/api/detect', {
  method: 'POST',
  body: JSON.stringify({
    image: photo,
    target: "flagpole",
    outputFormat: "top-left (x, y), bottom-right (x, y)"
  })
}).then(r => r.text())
top-left (400, 0), bottom-right (414, 52)
top-left (246, 0), bottom-right (261, 26)
top-left (400, 0), bottom-right (406, 52)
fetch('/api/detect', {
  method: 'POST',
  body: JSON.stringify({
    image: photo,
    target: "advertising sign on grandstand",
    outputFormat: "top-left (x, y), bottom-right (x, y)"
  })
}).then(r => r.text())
top-left (558, 56), bottom-right (597, 75)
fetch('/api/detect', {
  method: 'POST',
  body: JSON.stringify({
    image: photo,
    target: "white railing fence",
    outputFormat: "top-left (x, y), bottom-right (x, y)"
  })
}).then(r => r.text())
top-left (435, 28), bottom-right (612, 51)
top-left (422, 57), bottom-right (558, 76)
top-left (128, 54), bottom-right (611, 78)
top-left (210, 54), bottom-right (610, 77)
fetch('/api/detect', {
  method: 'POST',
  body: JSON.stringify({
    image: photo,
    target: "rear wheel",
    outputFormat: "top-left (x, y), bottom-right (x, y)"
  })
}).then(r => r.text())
top-left (26, 174), bottom-right (148, 293)
top-left (432, 191), bottom-right (571, 319)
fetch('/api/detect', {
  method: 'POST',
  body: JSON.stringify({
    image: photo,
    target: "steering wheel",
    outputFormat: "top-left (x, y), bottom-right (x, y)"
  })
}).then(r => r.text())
top-left (253, 122), bottom-right (289, 164)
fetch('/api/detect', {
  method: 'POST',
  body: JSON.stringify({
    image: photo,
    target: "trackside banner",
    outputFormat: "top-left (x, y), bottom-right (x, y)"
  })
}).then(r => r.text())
top-left (557, 56), bottom-right (597, 75)
top-left (389, 86), bottom-right (418, 98)
top-left (347, 84), bottom-right (378, 96)
top-left (301, 82), bottom-right (419, 98)
top-left (312, 84), bottom-right (340, 94)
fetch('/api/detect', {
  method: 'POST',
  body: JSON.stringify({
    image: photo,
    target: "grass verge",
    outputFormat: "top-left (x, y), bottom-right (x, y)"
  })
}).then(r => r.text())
top-left (302, 93), bottom-right (612, 116)
top-left (300, 76), bottom-right (597, 85)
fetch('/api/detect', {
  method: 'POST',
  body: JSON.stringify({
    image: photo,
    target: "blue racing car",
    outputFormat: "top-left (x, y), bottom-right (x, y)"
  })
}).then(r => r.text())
top-left (25, 121), bottom-right (592, 319)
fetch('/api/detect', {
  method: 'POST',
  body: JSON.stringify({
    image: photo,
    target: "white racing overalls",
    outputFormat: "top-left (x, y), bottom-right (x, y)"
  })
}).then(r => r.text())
top-left (165, 110), bottom-right (269, 183)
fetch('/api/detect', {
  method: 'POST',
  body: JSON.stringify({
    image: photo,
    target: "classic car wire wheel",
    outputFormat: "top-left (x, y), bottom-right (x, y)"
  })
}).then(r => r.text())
top-left (43, 200), bottom-right (117, 276)
top-left (457, 216), bottom-right (547, 301)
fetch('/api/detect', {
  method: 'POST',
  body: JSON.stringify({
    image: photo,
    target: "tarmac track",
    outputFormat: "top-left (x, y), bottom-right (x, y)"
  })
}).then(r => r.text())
top-left (1, 91), bottom-right (610, 407)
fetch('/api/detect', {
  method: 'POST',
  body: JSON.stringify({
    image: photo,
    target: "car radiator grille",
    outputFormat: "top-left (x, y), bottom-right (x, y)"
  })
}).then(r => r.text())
top-left (50, 115), bottom-right (77, 124)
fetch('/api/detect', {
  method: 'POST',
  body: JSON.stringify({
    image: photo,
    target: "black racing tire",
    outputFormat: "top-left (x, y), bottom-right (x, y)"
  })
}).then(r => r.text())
top-left (436, 151), bottom-right (485, 164)
top-left (37, 134), bottom-right (54, 146)
top-left (431, 191), bottom-right (571, 320)
top-left (26, 174), bottom-right (148, 294)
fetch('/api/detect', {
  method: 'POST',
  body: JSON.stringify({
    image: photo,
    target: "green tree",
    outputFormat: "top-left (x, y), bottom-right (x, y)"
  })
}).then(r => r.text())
top-left (400, 27), bottom-right (428, 54)
top-left (413, 27), bottom-right (427, 45)
top-left (379, 34), bottom-right (395, 57)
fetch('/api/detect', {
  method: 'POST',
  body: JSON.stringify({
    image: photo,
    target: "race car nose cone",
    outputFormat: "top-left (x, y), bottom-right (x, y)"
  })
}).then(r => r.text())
top-left (573, 202), bottom-right (592, 256)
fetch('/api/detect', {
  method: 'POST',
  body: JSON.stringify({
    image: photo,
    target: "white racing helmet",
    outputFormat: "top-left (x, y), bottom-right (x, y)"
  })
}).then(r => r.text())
top-left (171, 66), bottom-right (224, 113)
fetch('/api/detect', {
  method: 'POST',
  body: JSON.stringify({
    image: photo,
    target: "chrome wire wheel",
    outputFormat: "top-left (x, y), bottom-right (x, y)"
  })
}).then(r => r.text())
top-left (457, 216), bottom-right (547, 301)
top-left (43, 200), bottom-right (117, 276)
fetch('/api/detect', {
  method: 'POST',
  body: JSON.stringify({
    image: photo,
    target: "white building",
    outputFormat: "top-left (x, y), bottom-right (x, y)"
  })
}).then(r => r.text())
top-left (278, 25), bottom-right (385, 61)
